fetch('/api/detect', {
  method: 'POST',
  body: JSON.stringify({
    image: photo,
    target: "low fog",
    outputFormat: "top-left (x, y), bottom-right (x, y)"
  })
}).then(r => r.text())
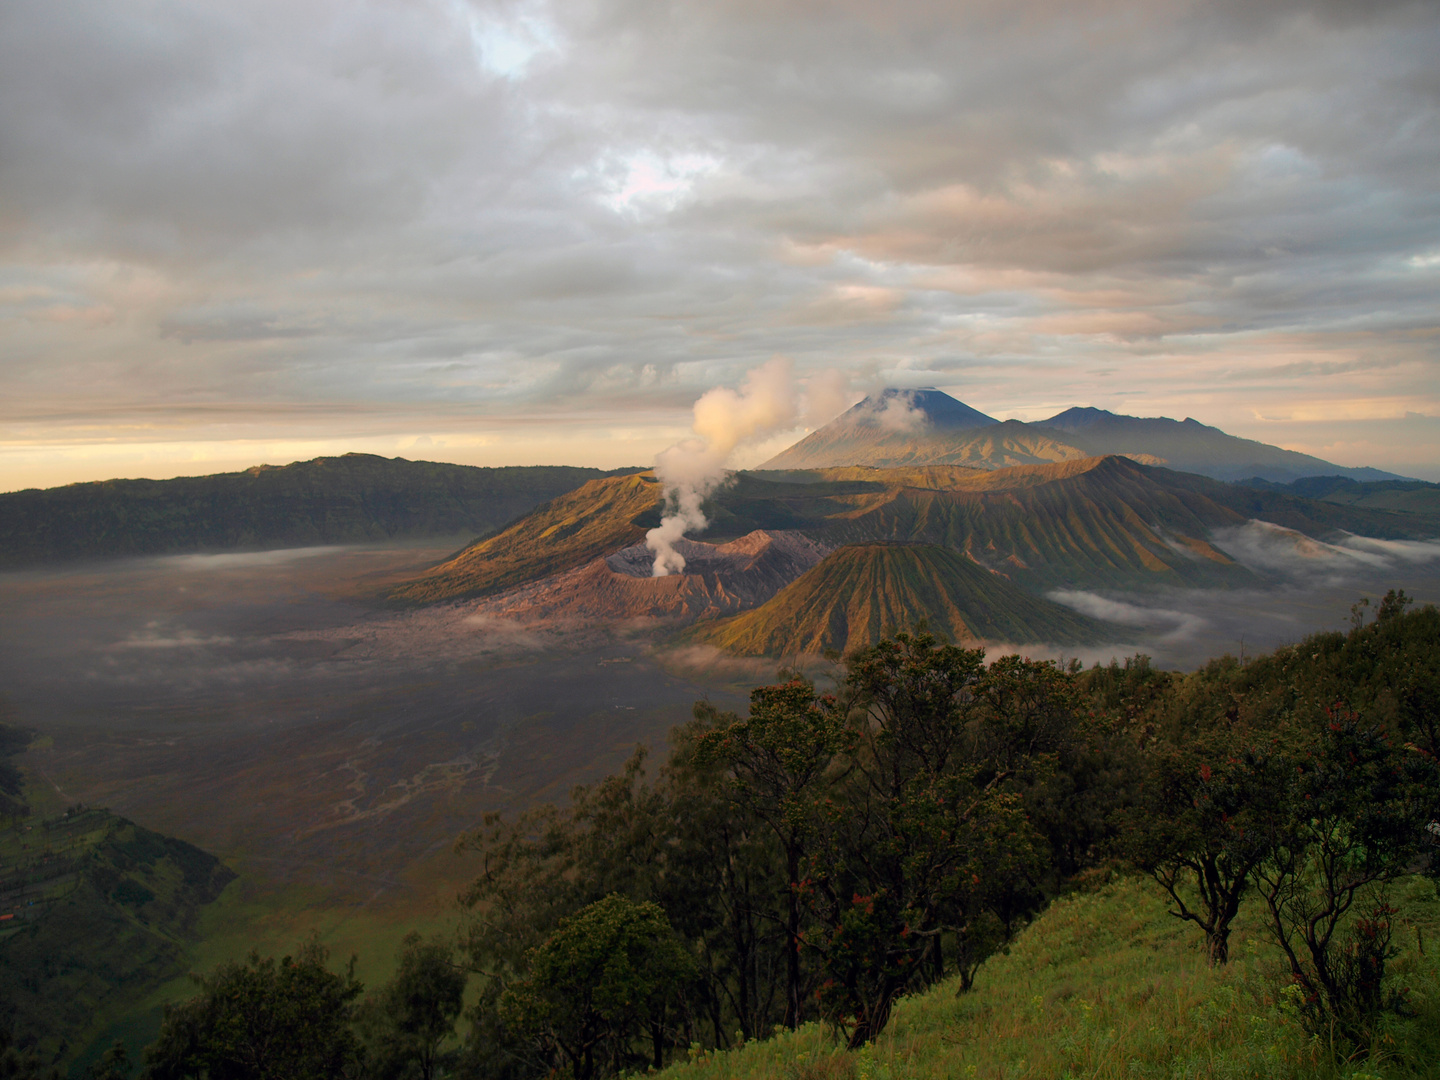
top-left (1, 522), bottom-right (1436, 909)
top-left (1048, 520), bottom-right (1440, 668)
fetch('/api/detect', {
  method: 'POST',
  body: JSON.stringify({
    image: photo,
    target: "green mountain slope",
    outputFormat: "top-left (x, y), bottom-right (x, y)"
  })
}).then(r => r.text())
top-left (684, 543), bottom-right (1115, 657)
top-left (0, 721), bottom-right (235, 1069)
top-left (390, 471), bottom-right (662, 604)
top-left (656, 873), bottom-right (1440, 1080)
top-left (0, 455), bottom-right (632, 569)
top-left (0, 809), bottom-right (235, 1066)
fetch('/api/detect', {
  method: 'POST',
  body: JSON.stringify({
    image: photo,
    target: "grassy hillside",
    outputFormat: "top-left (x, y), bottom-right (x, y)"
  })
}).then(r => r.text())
top-left (0, 720), bottom-right (235, 1070)
top-left (0, 455), bottom-right (631, 569)
top-left (390, 471), bottom-right (661, 604)
top-left (0, 807), bottom-right (235, 1066)
top-left (684, 543), bottom-right (1115, 656)
top-left (657, 873), bottom-right (1440, 1080)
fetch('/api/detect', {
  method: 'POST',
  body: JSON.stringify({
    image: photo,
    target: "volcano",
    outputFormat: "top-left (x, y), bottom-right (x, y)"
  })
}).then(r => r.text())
top-left (762, 389), bottom-right (1410, 483)
top-left (471, 530), bottom-right (830, 623)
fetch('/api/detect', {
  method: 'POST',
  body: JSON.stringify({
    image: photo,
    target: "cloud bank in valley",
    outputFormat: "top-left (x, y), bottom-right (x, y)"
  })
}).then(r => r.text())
top-left (1213, 521), bottom-right (1440, 583)
top-left (1, 0), bottom-right (1438, 486)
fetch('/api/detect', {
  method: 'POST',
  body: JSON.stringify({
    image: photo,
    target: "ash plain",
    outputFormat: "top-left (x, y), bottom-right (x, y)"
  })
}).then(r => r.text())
top-left (2, 533), bottom-right (1438, 918)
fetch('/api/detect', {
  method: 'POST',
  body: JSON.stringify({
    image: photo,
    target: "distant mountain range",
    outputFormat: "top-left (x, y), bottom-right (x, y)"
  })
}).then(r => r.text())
top-left (1235, 474), bottom-right (1440, 516)
top-left (5, 410), bottom-right (1436, 659)
top-left (0, 454), bottom-right (636, 569)
top-left (385, 454), bottom-right (1439, 655)
top-left (762, 389), bottom-right (1410, 483)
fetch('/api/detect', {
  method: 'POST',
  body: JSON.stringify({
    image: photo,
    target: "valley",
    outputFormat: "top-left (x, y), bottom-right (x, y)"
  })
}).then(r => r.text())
top-left (3, 393), bottom-right (1439, 1073)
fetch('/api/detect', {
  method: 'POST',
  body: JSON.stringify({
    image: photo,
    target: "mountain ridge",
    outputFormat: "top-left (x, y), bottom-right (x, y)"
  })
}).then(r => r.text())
top-left (392, 455), bottom-right (1438, 606)
top-left (390, 470), bottom-right (661, 605)
top-left (764, 390), bottom-right (1411, 483)
top-left (682, 543), bottom-right (1118, 657)
top-left (0, 454), bottom-right (640, 569)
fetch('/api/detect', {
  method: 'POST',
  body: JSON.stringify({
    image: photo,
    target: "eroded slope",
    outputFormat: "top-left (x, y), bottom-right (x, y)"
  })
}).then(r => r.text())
top-left (685, 543), bottom-right (1116, 657)
top-left (391, 471), bottom-right (661, 604)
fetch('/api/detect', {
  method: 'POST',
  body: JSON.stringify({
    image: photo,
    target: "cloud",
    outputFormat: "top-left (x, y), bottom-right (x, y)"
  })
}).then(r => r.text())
top-left (1048, 590), bottom-right (1210, 643)
top-left (1333, 533), bottom-right (1440, 564)
top-left (859, 390), bottom-right (929, 431)
top-left (0, 0), bottom-right (1437, 485)
top-left (1213, 520), bottom-right (1440, 581)
top-left (111, 625), bottom-right (236, 650)
top-left (161, 547), bottom-right (349, 572)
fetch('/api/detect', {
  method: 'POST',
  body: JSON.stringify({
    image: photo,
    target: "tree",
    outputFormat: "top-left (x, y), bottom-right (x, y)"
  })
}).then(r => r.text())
top-left (89, 1043), bottom-right (132, 1080)
top-left (694, 679), bottom-right (852, 1030)
top-left (1252, 710), bottom-right (1439, 1052)
top-left (499, 895), bottom-right (696, 1079)
top-left (806, 634), bottom-right (1068, 1047)
top-left (652, 719), bottom-right (794, 1046)
top-left (456, 738), bottom-right (796, 1065)
top-left (141, 939), bottom-right (363, 1080)
top-left (1123, 742), bottom-right (1279, 965)
top-left (357, 934), bottom-right (466, 1080)
top-left (0, 1021), bottom-right (58, 1080)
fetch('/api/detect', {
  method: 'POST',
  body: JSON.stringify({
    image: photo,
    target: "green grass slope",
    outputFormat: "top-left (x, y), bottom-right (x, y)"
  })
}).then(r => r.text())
top-left (390, 471), bottom-right (662, 604)
top-left (684, 543), bottom-right (1115, 657)
top-left (0, 808), bottom-right (235, 1067)
top-left (659, 873), bottom-right (1440, 1080)
top-left (0, 455), bottom-right (630, 569)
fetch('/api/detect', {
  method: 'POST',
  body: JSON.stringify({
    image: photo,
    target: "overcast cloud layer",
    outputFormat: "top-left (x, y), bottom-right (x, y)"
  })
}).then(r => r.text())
top-left (2, 0), bottom-right (1438, 488)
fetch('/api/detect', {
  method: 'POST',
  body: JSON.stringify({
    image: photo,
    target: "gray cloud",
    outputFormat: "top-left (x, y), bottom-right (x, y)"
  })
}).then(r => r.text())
top-left (1, 0), bottom-right (1437, 485)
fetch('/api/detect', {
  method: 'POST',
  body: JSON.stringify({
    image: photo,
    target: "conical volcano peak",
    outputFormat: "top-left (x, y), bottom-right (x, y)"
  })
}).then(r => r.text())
top-left (761, 388), bottom-right (1408, 481)
top-left (760, 387), bottom-right (1048, 470)
top-left (837, 388), bottom-right (998, 432)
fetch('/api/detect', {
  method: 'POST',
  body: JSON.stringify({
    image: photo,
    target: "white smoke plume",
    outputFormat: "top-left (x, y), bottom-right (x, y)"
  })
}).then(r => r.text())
top-left (647, 358), bottom-right (799, 576)
top-left (803, 368), bottom-right (854, 428)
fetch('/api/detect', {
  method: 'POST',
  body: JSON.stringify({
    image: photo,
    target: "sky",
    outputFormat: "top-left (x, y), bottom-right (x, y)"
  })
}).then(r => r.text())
top-left (2, 0), bottom-right (1438, 491)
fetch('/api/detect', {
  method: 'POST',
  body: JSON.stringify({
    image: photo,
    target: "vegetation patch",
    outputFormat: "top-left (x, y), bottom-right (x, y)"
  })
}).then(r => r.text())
top-left (656, 873), bottom-right (1440, 1080)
